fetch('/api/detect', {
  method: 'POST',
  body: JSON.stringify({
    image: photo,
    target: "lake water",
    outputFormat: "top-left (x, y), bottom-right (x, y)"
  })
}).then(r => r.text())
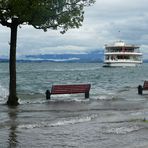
top-left (0, 62), bottom-right (148, 148)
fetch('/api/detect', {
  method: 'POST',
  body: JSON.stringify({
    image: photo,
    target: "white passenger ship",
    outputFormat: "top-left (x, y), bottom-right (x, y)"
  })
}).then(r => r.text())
top-left (103, 41), bottom-right (143, 67)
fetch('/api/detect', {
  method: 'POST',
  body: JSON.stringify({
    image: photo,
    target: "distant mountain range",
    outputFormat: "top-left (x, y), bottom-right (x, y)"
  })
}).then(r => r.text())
top-left (0, 50), bottom-right (104, 63)
top-left (1, 50), bottom-right (148, 63)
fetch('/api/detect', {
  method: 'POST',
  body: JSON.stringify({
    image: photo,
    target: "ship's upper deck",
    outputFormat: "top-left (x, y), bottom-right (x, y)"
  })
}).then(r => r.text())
top-left (105, 41), bottom-right (139, 49)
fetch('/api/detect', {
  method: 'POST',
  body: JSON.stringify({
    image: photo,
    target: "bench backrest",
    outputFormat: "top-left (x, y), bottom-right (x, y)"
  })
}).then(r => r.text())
top-left (143, 81), bottom-right (148, 90)
top-left (51, 84), bottom-right (91, 94)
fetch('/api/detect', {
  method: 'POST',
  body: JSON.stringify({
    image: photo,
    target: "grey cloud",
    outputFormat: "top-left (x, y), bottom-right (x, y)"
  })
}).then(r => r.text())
top-left (1, 0), bottom-right (148, 57)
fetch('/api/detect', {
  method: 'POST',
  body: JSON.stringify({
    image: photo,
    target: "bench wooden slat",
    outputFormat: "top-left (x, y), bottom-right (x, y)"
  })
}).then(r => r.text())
top-left (143, 81), bottom-right (148, 90)
top-left (51, 84), bottom-right (90, 94)
top-left (138, 80), bottom-right (148, 95)
top-left (46, 84), bottom-right (91, 99)
top-left (51, 89), bottom-right (89, 94)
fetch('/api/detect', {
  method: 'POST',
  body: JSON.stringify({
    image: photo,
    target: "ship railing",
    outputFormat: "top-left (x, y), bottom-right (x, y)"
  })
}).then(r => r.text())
top-left (104, 52), bottom-right (142, 55)
top-left (105, 50), bottom-right (141, 53)
top-left (104, 59), bottom-right (143, 63)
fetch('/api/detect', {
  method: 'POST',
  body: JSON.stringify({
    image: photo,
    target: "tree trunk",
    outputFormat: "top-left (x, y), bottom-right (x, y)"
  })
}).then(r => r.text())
top-left (7, 18), bottom-right (19, 106)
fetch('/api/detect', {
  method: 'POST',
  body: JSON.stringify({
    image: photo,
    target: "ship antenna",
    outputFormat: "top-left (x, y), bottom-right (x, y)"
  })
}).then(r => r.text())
top-left (118, 30), bottom-right (122, 42)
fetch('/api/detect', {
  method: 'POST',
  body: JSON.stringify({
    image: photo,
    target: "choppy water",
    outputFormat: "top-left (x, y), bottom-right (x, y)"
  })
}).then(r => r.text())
top-left (0, 62), bottom-right (148, 148)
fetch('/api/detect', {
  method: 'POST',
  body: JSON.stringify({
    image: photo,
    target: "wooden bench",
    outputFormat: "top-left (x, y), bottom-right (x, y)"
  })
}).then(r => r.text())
top-left (138, 81), bottom-right (148, 95)
top-left (46, 84), bottom-right (91, 99)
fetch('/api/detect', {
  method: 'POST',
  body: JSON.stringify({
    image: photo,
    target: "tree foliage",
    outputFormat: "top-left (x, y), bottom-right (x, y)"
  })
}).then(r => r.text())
top-left (0, 0), bottom-right (95, 32)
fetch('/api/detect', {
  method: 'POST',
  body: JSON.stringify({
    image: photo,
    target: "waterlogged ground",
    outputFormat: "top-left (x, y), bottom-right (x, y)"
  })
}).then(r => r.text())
top-left (0, 88), bottom-right (148, 148)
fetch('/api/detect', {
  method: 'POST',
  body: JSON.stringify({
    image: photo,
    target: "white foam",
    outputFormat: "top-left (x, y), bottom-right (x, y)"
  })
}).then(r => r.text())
top-left (19, 123), bottom-right (40, 129)
top-left (130, 111), bottom-right (148, 116)
top-left (50, 115), bottom-right (95, 127)
top-left (92, 94), bottom-right (115, 101)
top-left (19, 99), bottom-right (47, 105)
top-left (18, 114), bottom-right (97, 129)
top-left (99, 95), bottom-right (108, 100)
top-left (106, 126), bottom-right (141, 134)
top-left (0, 84), bottom-right (8, 103)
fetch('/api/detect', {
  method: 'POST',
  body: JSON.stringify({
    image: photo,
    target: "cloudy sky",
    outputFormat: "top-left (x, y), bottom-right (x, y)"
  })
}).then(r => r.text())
top-left (0, 0), bottom-right (148, 58)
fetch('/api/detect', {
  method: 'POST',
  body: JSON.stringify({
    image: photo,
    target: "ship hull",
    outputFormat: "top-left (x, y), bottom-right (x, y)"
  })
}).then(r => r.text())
top-left (103, 61), bottom-right (142, 67)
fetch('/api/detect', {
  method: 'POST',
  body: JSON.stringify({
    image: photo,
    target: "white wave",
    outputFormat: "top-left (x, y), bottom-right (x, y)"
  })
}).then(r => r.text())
top-left (92, 94), bottom-right (115, 101)
top-left (19, 123), bottom-right (40, 129)
top-left (130, 111), bottom-right (148, 116)
top-left (19, 99), bottom-right (47, 105)
top-left (106, 126), bottom-right (141, 134)
top-left (0, 84), bottom-right (8, 103)
top-left (18, 114), bottom-right (97, 129)
top-left (50, 115), bottom-right (96, 127)
top-left (99, 95), bottom-right (108, 100)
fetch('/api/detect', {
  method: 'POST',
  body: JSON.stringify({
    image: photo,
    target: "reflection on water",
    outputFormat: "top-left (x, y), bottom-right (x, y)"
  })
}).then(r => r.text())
top-left (8, 106), bottom-right (18, 148)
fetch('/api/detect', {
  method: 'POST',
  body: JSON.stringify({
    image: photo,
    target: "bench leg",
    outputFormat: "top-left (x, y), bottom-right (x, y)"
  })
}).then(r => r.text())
top-left (45, 90), bottom-right (51, 100)
top-left (138, 85), bottom-right (143, 95)
top-left (85, 92), bottom-right (89, 98)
